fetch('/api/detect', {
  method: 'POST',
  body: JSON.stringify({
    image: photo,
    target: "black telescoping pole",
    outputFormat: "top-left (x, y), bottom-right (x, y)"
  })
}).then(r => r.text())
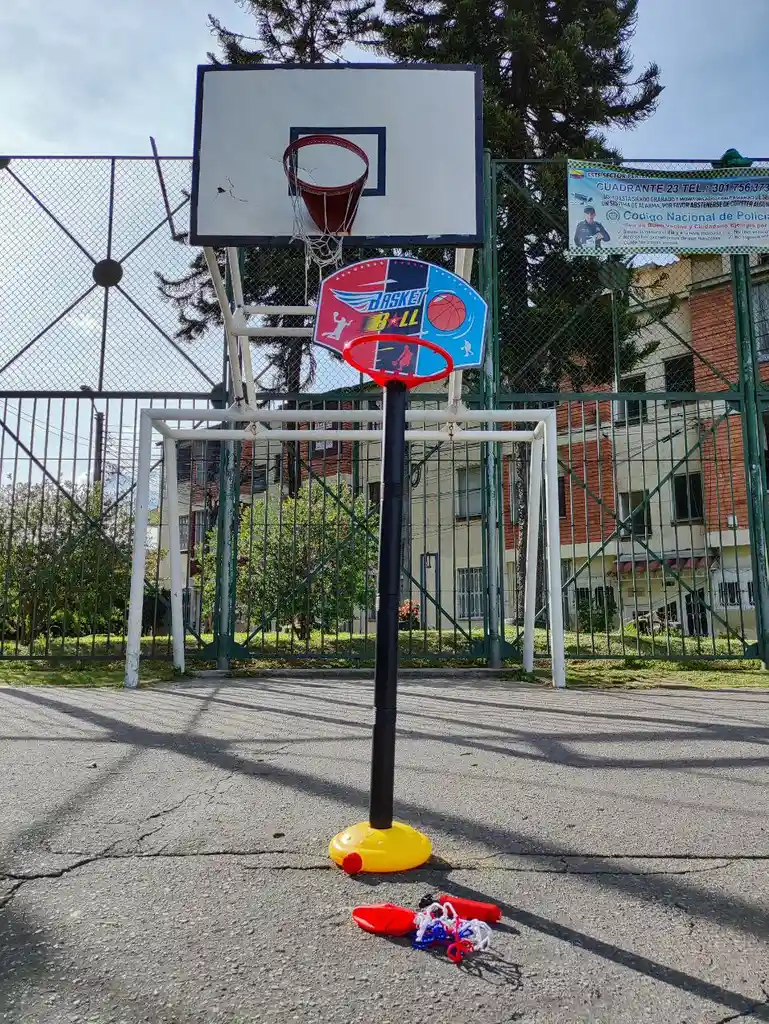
top-left (369, 380), bottom-right (407, 830)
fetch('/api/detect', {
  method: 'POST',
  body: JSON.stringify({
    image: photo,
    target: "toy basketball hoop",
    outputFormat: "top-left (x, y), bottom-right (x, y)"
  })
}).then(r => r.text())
top-left (284, 134), bottom-right (369, 275)
top-left (343, 334), bottom-right (454, 389)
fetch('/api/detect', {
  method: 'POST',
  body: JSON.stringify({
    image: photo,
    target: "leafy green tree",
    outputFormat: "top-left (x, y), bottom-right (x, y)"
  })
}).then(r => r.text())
top-left (0, 481), bottom-right (133, 645)
top-left (200, 479), bottom-right (376, 637)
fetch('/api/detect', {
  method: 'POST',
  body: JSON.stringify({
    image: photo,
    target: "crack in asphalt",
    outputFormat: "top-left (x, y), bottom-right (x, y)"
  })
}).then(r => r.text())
top-left (713, 982), bottom-right (769, 1023)
top-left (0, 850), bottom-right (750, 892)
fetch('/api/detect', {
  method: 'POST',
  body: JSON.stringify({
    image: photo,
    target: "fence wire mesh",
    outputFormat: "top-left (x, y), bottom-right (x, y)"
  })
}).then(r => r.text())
top-left (1, 156), bottom-right (769, 667)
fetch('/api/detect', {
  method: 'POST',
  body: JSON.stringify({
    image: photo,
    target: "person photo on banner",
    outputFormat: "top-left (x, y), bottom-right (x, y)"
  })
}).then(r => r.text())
top-left (574, 206), bottom-right (611, 249)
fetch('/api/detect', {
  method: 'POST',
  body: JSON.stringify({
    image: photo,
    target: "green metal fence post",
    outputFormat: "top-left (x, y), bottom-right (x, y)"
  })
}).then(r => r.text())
top-left (720, 149), bottom-right (769, 664)
top-left (733, 254), bottom-right (769, 664)
top-left (479, 151), bottom-right (503, 667)
top-left (212, 252), bottom-right (242, 670)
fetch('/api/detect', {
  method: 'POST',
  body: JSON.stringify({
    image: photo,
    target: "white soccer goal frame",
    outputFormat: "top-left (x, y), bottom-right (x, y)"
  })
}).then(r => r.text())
top-left (124, 405), bottom-right (566, 690)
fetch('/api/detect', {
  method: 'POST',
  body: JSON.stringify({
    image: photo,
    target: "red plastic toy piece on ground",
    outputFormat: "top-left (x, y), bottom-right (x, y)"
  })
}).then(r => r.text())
top-left (446, 939), bottom-right (474, 964)
top-left (342, 852), bottom-right (363, 875)
top-left (437, 894), bottom-right (502, 924)
top-left (352, 903), bottom-right (417, 937)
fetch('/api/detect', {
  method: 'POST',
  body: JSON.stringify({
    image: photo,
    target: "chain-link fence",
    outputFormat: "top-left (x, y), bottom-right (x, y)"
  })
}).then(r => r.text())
top-left (2, 156), bottom-right (769, 667)
top-left (0, 157), bottom-right (226, 393)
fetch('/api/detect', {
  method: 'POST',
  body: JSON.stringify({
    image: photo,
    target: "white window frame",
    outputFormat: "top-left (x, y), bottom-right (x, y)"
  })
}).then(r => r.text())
top-left (456, 465), bottom-right (483, 519)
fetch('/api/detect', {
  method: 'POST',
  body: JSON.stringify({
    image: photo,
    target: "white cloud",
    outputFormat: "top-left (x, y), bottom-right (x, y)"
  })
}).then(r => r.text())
top-left (0, 0), bottom-right (254, 155)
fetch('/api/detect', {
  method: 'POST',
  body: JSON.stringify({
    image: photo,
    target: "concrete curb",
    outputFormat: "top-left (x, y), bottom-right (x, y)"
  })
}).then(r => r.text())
top-left (190, 666), bottom-right (532, 683)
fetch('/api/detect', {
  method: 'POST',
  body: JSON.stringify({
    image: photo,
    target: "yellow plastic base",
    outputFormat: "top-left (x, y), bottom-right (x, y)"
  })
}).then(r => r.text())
top-left (329, 820), bottom-right (432, 873)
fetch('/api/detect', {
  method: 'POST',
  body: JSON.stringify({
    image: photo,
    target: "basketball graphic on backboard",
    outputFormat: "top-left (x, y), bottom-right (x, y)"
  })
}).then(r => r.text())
top-left (427, 293), bottom-right (466, 332)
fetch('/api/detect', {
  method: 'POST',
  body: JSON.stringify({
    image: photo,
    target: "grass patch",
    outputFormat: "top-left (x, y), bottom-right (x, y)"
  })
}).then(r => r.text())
top-left (0, 626), bottom-right (764, 690)
top-left (0, 659), bottom-right (179, 689)
top-left (561, 658), bottom-right (769, 691)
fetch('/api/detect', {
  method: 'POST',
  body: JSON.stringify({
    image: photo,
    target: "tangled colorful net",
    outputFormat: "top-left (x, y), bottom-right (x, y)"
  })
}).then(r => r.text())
top-left (412, 900), bottom-right (492, 964)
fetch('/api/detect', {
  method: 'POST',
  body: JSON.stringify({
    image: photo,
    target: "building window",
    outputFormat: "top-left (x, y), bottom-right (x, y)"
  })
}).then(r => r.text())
top-left (191, 510), bottom-right (206, 548)
top-left (558, 476), bottom-right (567, 519)
top-left (367, 481), bottom-right (381, 509)
top-left (179, 514), bottom-right (190, 553)
top-left (192, 440), bottom-right (207, 485)
top-left (718, 581), bottom-right (741, 607)
top-left (457, 566), bottom-right (485, 619)
top-left (250, 465), bottom-right (268, 493)
top-left (616, 374), bottom-right (647, 423)
top-left (576, 586), bottom-right (591, 607)
top-left (310, 402), bottom-right (340, 457)
top-left (594, 585), bottom-right (615, 609)
top-left (673, 472), bottom-right (704, 522)
top-left (664, 354), bottom-right (696, 401)
top-left (618, 490), bottom-right (651, 538)
top-left (456, 466), bottom-right (483, 519)
top-left (753, 280), bottom-right (769, 359)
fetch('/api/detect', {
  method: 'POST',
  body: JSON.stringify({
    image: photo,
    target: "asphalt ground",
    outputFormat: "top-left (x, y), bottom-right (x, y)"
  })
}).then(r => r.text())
top-left (2, 677), bottom-right (769, 1023)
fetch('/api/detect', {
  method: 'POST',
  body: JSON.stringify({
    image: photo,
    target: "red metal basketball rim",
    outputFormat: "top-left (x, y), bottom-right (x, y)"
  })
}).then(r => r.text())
top-left (343, 334), bottom-right (454, 390)
top-left (283, 134), bottom-right (369, 197)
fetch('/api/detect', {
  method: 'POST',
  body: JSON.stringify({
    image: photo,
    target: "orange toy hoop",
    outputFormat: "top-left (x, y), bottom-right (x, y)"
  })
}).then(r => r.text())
top-left (343, 334), bottom-right (454, 389)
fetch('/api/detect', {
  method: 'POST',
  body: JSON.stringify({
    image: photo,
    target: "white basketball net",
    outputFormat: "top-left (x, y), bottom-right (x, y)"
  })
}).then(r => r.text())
top-left (289, 187), bottom-right (362, 298)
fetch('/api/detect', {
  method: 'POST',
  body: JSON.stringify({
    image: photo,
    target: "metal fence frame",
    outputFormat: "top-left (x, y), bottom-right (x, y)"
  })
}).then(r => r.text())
top-left (1, 154), bottom-right (768, 667)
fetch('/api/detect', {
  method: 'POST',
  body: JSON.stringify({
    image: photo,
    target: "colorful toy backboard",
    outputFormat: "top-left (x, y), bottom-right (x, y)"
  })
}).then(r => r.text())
top-left (313, 257), bottom-right (488, 381)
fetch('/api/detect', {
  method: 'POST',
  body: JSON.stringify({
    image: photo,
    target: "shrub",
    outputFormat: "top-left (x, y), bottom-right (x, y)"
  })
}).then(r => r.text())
top-left (398, 599), bottom-right (420, 630)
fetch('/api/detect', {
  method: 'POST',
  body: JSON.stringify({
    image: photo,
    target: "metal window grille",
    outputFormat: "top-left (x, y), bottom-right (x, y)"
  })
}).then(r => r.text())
top-left (718, 581), bottom-right (741, 607)
top-left (457, 566), bottom-right (485, 619)
top-left (179, 514), bottom-right (190, 553)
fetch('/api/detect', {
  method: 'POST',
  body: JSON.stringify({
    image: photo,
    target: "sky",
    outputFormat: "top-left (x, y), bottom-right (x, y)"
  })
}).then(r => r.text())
top-left (1, 0), bottom-right (768, 159)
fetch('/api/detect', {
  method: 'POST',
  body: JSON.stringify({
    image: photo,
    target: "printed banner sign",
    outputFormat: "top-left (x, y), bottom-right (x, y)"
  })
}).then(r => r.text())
top-left (568, 160), bottom-right (769, 255)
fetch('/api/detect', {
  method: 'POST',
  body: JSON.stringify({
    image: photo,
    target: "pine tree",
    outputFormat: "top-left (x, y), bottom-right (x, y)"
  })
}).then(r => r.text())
top-left (363, 0), bottom-right (663, 619)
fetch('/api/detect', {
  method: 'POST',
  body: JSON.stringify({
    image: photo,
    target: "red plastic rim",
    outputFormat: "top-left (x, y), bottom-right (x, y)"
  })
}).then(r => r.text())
top-left (343, 334), bottom-right (454, 389)
top-left (283, 135), bottom-right (369, 234)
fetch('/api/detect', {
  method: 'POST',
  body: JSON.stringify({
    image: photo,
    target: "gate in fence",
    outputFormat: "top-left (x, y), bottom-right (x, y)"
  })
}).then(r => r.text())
top-left (1, 155), bottom-right (769, 666)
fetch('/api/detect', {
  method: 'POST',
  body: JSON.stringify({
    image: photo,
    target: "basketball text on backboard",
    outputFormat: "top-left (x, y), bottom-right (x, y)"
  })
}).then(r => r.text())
top-left (190, 64), bottom-right (483, 247)
top-left (313, 257), bottom-right (488, 381)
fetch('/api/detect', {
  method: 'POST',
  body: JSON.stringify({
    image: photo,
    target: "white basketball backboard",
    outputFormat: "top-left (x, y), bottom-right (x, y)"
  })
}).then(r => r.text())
top-left (190, 64), bottom-right (483, 248)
